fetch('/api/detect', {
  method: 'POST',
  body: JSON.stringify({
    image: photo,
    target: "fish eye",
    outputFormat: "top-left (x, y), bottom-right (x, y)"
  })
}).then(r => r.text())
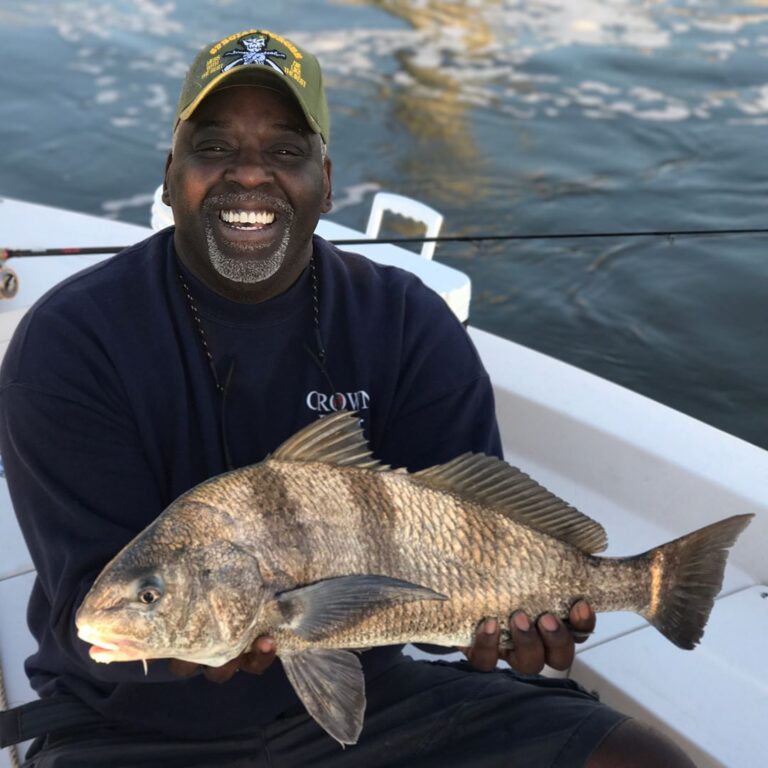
top-left (135, 576), bottom-right (164, 606)
top-left (138, 587), bottom-right (162, 605)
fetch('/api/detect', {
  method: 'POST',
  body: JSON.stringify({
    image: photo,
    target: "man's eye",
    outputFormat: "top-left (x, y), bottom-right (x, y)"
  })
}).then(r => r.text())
top-left (272, 146), bottom-right (304, 157)
top-left (196, 144), bottom-right (229, 154)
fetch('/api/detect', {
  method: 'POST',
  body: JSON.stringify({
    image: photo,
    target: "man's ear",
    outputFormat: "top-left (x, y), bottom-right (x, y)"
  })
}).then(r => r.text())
top-left (161, 151), bottom-right (173, 206)
top-left (321, 156), bottom-right (333, 214)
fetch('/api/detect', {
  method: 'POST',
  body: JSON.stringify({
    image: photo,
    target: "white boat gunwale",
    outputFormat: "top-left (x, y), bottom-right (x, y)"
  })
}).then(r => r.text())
top-left (0, 195), bottom-right (765, 768)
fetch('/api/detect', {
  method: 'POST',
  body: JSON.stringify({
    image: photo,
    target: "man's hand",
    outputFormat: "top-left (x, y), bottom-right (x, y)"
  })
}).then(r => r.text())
top-left (462, 600), bottom-right (596, 674)
top-left (167, 636), bottom-right (277, 683)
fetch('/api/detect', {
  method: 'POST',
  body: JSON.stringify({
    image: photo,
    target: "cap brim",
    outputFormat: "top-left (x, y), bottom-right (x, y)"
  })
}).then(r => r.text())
top-left (176, 66), bottom-right (323, 137)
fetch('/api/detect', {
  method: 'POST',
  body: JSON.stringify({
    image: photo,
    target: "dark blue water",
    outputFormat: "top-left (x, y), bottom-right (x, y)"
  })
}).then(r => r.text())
top-left (1, 0), bottom-right (767, 448)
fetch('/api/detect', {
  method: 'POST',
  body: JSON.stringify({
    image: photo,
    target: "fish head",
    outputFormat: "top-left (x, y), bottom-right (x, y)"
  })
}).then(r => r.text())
top-left (76, 503), bottom-right (268, 667)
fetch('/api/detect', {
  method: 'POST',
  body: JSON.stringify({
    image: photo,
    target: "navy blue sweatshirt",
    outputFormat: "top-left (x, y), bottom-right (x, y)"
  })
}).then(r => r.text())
top-left (0, 229), bottom-right (501, 739)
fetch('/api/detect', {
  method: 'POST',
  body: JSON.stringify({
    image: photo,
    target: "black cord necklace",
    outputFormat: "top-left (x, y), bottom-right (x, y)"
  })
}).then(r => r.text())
top-left (176, 254), bottom-right (335, 469)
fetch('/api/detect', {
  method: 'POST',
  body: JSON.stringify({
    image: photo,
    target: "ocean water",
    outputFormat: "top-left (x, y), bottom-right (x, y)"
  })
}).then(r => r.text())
top-left (1, 0), bottom-right (766, 449)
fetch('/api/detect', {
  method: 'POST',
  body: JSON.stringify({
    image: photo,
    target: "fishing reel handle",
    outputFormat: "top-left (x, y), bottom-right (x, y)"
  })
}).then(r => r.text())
top-left (0, 267), bottom-right (18, 299)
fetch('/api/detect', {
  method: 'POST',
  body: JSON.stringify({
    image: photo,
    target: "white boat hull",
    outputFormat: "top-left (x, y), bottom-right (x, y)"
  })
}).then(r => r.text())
top-left (0, 197), bottom-right (765, 768)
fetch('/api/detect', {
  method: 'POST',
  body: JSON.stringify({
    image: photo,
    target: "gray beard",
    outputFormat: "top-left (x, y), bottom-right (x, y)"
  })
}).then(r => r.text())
top-left (203, 194), bottom-right (295, 284)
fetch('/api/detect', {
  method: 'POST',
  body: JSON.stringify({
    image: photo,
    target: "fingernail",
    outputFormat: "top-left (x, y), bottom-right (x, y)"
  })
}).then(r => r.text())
top-left (540, 614), bottom-right (559, 632)
top-left (483, 618), bottom-right (499, 634)
top-left (512, 612), bottom-right (530, 632)
top-left (257, 638), bottom-right (275, 653)
top-left (575, 600), bottom-right (590, 621)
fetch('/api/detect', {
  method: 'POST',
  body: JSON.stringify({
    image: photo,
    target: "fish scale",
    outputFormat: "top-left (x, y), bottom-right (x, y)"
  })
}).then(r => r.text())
top-left (76, 411), bottom-right (752, 746)
top-left (247, 463), bottom-right (634, 649)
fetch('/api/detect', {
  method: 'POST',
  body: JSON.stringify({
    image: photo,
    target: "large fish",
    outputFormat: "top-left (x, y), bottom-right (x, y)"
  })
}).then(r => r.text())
top-left (76, 412), bottom-right (752, 745)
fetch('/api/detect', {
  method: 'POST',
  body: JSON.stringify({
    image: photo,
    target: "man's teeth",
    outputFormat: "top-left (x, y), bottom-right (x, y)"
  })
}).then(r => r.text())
top-left (219, 210), bottom-right (275, 226)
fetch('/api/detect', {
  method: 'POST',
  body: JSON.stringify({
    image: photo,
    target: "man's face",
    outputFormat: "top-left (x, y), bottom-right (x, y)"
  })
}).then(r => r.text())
top-left (163, 85), bottom-right (332, 302)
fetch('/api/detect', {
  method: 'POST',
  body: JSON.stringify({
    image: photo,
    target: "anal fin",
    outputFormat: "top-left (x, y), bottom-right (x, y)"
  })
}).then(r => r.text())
top-left (281, 648), bottom-right (365, 746)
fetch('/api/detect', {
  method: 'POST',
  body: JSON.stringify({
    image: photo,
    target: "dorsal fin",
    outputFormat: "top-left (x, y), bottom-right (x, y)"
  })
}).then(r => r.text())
top-left (270, 412), bottom-right (389, 471)
top-left (271, 413), bottom-right (606, 553)
top-left (413, 454), bottom-right (608, 553)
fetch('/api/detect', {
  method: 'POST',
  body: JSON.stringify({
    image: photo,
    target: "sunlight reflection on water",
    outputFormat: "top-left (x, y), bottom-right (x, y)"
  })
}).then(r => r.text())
top-left (0, 0), bottom-right (766, 447)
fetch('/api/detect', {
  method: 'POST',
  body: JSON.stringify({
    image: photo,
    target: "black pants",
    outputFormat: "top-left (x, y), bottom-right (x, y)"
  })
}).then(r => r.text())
top-left (21, 658), bottom-right (626, 768)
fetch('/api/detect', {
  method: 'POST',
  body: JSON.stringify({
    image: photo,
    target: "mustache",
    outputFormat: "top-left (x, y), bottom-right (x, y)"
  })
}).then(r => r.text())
top-left (203, 192), bottom-right (294, 217)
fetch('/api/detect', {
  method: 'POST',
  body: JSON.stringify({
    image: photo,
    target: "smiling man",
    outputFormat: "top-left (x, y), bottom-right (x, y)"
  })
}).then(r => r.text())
top-left (0, 28), bottom-right (694, 768)
top-left (166, 85), bottom-right (332, 300)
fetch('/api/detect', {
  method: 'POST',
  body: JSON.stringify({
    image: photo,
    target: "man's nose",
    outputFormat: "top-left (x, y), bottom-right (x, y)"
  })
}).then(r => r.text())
top-left (224, 148), bottom-right (275, 188)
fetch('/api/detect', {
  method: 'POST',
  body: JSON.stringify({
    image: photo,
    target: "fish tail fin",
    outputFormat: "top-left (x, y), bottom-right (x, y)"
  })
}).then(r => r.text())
top-left (641, 514), bottom-right (752, 649)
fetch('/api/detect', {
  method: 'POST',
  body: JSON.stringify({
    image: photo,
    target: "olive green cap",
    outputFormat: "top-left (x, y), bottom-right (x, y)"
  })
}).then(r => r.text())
top-left (174, 29), bottom-right (330, 143)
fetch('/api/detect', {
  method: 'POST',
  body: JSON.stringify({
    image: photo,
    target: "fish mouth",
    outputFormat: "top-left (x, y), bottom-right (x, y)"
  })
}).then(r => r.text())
top-left (77, 625), bottom-right (147, 664)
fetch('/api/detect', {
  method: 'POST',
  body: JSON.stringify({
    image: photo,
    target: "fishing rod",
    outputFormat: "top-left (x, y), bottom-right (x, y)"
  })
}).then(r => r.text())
top-left (3, 225), bottom-right (768, 260)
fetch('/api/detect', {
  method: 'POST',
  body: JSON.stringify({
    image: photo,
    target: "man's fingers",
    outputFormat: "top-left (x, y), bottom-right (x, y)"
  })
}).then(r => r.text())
top-left (568, 600), bottom-right (596, 643)
top-left (537, 613), bottom-right (575, 671)
top-left (504, 611), bottom-right (546, 675)
top-left (466, 618), bottom-right (501, 672)
top-left (167, 659), bottom-right (199, 678)
top-left (199, 606), bottom-right (591, 681)
top-left (170, 637), bottom-right (278, 682)
top-left (240, 636), bottom-right (277, 675)
top-left (202, 656), bottom-right (241, 683)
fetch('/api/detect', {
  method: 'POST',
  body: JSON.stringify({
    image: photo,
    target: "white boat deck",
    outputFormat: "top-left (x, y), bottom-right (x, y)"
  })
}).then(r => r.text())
top-left (471, 328), bottom-right (767, 768)
top-left (1, 197), bottom-right (766, 768)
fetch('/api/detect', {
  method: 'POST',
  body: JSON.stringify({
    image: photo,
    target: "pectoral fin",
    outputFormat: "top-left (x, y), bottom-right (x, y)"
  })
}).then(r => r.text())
top-left (281, 648), bottom-right (365, 746)
top-left (276, 574), bottom-right (447, 641)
